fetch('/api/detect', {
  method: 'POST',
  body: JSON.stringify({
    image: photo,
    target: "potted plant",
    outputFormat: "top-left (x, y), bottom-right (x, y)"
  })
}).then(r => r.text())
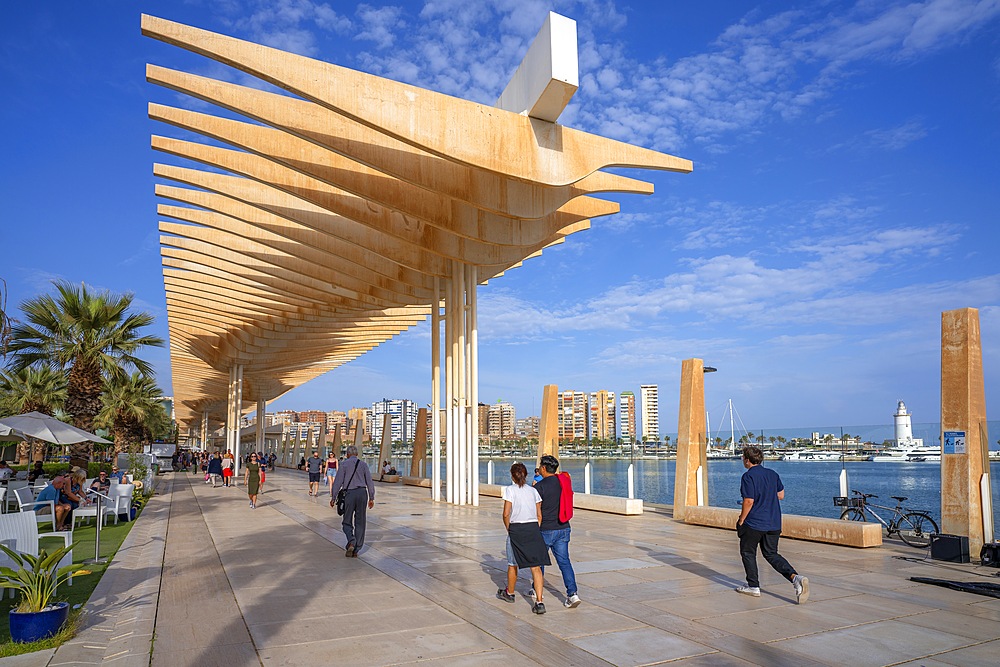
top-left (0, 543), bottom-right (81, 643)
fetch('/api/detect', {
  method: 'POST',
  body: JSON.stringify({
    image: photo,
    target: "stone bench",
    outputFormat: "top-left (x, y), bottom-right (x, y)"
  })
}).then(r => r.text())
top-left (680, 505), bottom-right (882, 548)
top-left (402, 476), bottom-right (432, 487)
top-left (377, 474), bottom-right (400, 483)
top-left (479, 483), bottom-right (643, 515)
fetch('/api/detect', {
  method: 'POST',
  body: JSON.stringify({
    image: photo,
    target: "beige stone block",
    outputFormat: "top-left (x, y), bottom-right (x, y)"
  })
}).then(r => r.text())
top-left (682, 505), bottom-right (882, 547)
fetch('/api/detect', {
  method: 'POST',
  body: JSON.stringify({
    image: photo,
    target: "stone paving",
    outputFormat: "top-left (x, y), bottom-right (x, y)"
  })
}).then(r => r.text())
top-left (3, 466), bottom-right (1000, 666)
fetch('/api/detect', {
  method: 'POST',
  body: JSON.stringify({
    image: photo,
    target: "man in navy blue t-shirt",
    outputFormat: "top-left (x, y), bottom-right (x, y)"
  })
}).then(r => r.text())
top-left (735, 446), bottom-right (810, 603)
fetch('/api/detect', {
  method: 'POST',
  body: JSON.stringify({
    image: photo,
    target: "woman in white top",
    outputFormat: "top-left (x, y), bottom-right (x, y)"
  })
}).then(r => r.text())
top-left (497, 462), bottom-right (550, 614)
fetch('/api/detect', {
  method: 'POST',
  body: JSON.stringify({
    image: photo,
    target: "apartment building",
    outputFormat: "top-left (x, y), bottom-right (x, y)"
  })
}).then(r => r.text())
top-left (326, 410), bottom-right (347, 433)
top-left (515, 416), bottom-right (539, 438)
top-left (640, 384), bottom-right (659, 442)
top-left (620, 391), bottom-right (636, 443)
top-left (370, 398), bottom-right (419, 443)
top-left (487, 401), bottom-right (516, 439)
top-left (588, 390), bottom-right (616, 441)
top-left (557, 390), bottom-right (587, 442)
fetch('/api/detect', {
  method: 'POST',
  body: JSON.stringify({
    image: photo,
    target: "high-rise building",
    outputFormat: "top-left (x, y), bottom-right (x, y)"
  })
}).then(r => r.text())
top-left (515, 416), bottom-right (540, 438)
top-left (371, 399), bottom-right (419, 443)
top-left (274, 410), bottom-right (298, 426)
top-left (588, 390), bottom-right (616, 441)
top-left (478, 403), bottom-right (490, 438)
top-left (487, 401), bottom-right (516, 439)
top-left (620, 391), bottom-right (636, 443)
top-left (326, 410), bottom-right (347, 434)
top-left (557, 390), bottom-right (587, 442)
top-left (640, 384), bottom-right (659, 442)
top-left (298, 410), bottom-right (327, 425)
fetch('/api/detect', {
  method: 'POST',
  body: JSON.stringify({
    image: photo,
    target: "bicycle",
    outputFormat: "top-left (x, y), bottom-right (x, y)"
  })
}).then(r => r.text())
top-left (834, 490), bottom-right (939, 548)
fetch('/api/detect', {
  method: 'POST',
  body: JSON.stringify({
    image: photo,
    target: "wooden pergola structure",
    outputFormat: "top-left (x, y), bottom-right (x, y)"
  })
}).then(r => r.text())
top-left (144, 12), bottom-right (691, 504)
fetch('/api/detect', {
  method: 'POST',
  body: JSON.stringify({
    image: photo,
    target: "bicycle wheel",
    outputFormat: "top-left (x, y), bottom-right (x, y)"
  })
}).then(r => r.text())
top-left (897, 512), bottom-right (938, 548)
top-left (840, 508), bottom-right (866, 521)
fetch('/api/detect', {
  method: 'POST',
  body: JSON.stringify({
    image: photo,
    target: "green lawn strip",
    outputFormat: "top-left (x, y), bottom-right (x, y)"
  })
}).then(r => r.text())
top-left (0, 500), bottom-right (147, 654)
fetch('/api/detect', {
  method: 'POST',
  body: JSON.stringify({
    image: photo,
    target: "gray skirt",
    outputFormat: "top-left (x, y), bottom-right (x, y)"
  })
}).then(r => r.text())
top-left (508, 522), bottom-right (551, 569)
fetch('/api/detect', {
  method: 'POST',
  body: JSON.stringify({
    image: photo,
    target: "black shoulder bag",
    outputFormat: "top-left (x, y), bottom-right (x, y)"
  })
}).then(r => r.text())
top-left (333, 460), bottom-right (360, 516)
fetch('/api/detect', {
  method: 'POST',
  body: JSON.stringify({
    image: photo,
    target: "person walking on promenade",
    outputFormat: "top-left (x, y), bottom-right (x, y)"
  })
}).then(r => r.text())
top-left (207, 453), bottom-right (223, 488)
top-left (534, 455), bottom-right (581, 608)
top-left (258, 454), bottom-right (266, 493)
top-left (735, 446), bottom-right (810, 604)
top-left (221, 451), bottom-right (234, 487)
top-left (497, 462), bottom-right (550, 614)
top-left (325, 450), bottom-right (338, 494)
top-left (329, 445), bottom-right (374, 557)
top-left (244, 453), bottom-right (262, 509)
top-left (306, 450), bottom-right (323, 496)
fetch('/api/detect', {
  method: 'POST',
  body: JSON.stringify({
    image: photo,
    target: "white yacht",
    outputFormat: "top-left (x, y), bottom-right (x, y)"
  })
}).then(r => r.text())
top-left (781, 450), bottom-right (842, 461)
top-left (867, 400), bottom-right (939, 462)
top-left (867, 446), bottom-right (941, 463)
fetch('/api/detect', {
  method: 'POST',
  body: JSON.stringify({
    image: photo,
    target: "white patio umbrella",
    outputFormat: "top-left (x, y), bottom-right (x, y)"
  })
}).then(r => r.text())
top-left (0, 423), bottom-right (27, 442)
top-left (0, 411), bottom-right (112, 445)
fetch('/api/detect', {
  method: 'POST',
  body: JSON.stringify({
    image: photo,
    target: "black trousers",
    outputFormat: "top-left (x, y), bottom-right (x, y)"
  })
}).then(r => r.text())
top-left (342, 487), bottom-right (369, 550)
top-left (738, 523), bottom-right (796, 588)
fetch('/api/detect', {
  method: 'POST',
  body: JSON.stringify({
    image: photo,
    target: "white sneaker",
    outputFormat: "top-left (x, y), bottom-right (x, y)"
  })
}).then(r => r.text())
top-left (735, 585), bottom-right (761, 597)
top-left (792, 575), bottom-right (809, 604)
top-left (564, 594), bottom-right (582, 608)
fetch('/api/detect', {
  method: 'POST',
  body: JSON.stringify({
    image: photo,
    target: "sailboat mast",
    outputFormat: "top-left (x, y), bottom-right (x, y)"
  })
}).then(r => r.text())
top-left (729, 398), bottom-right (736, 455)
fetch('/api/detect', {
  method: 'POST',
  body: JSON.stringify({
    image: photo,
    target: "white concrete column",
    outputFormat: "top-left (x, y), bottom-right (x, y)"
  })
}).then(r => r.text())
top-left (432, 276), bottom-right (442, 501)
top-left (469, 264), bottom-right (479, 506)
top-left (233, 364), bottom-right (243, 480)
top-left (256, 398), bottom-right (266, 454)
top-left (201, 409), bottom-right (209, 451)
top-left (445, 276), bottom-right (455, 504)
top-left (456, 260), bottom-right (467, 505)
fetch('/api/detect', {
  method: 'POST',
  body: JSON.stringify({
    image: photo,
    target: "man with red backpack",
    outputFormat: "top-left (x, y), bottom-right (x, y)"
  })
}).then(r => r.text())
top-left (533, 454), bottom-right (581, 608)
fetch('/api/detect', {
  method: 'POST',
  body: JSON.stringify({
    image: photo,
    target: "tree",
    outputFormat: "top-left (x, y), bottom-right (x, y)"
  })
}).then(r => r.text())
top-left (7, 281), bottom-right (163, 466)
top-left (0, 366), bottom-right (68, 463)
top-left (0, 278), bottom-right (12, 357)
top-left (96, 372), bottom-right (169, 457)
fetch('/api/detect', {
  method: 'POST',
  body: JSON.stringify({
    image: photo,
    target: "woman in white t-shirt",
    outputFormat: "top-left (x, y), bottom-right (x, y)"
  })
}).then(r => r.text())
top-left (496, 462), bottom-right (550, 614)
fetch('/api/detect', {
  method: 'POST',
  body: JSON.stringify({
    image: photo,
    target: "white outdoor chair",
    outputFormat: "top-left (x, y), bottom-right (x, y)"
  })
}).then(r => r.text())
top-left (14, 486), bottom-right (57, 532)
top-left (14, 471), bottom-right (28, 481)
top-left (0, 487), bottom-right (5, 514)
top-left (108, 484), bottom-right (135, 524)
top-left (5, 481), bottom-right (28, 512)
top-left (0, 511), bottom-right (73, 596)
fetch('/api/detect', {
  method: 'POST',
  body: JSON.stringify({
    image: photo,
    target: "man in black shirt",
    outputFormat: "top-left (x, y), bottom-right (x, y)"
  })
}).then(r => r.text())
top-left (534, 455), bottom-right (581, 608)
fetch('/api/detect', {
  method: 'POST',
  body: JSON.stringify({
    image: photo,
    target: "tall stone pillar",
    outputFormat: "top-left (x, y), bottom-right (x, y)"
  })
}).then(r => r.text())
top-left (331, 424), bottom-right (343, 457)
top-left (941, 308), bottom-right (992, 556)
top-left (537, 384), bottom-right (559, 461)
top-left (674, 358), bottom-right (708, 520)
top-left (378, 413), bottom-right (393, 473)
top-left (411, 408), bottom-right (428, 477)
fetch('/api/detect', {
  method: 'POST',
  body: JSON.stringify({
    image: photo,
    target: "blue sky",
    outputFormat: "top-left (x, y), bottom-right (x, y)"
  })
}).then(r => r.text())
top-left (2, 1), bottom-right (999, 436)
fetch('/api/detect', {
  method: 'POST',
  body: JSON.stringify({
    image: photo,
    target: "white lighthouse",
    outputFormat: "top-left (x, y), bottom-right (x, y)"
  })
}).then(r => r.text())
top-left (893, 400), bottom-right (923, 447)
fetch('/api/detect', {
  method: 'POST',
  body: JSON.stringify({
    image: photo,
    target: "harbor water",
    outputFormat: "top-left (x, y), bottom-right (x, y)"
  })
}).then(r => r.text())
top-left (446, 457), bottom-right (1000, 526)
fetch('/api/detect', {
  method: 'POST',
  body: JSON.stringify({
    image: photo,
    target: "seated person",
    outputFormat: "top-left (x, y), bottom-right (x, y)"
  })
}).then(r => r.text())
top-left (109, 466), bottom-right (126, 483)
top-left (34, 473), bottom-right (73, 531)
top-left (0, 460), bottom-right (12, 482)
top-left (90, 470), bottom-right (111, 494)
top-left (27, 461), bottom-right (45, 483)
top-left (297, 456), bottom-right (306, 470)
top-left (61, 469), bottom-right (90, 516)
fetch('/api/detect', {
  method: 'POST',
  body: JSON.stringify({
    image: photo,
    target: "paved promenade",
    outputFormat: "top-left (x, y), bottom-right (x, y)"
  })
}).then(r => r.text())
top-left (5, 467), bottom-right (1000, 666)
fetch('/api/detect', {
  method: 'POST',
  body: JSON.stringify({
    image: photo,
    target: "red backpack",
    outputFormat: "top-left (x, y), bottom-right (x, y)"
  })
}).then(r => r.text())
top-left (558, 472), bottom-right (574, 522)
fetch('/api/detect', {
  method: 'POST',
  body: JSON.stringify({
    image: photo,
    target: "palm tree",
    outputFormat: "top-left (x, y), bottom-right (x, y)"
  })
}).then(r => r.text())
top-left (7, 281), bottom-right (163, 466)
top-left (0, 366), bottom-right (68, 463)
top-left (96, 372), bottom-right (169, 457)
top-left (0, 278), bottom-right (12, 357)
